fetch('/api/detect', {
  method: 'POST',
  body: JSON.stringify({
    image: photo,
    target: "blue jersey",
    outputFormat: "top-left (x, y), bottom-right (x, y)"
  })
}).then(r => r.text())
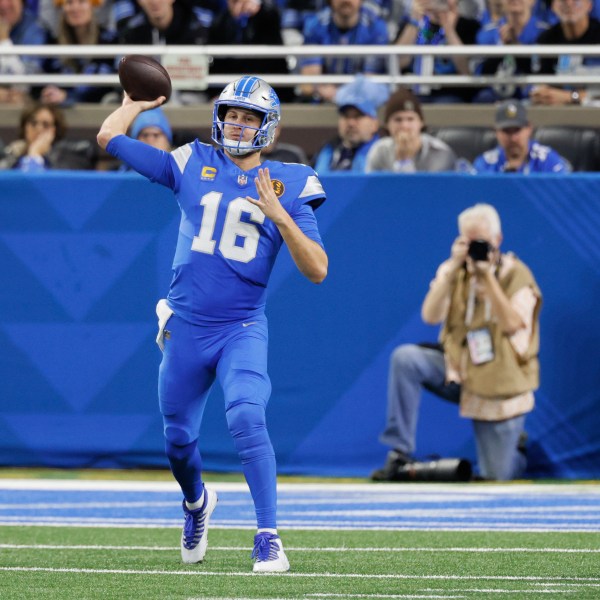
top-left (476, 16), bottom-right (549, 46)
top-left (300, 7), bottom-right (389, 74)
top-left (473, 141), bottom-right (572, 174)
top-left (107, 136), bottom-right (326, 324)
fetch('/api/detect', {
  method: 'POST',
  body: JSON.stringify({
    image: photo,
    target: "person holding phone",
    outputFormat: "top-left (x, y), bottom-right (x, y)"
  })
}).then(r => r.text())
top-left (371, 203), bottom-right (542, 482)
top-left (394, 0), bottom-right (481, 103)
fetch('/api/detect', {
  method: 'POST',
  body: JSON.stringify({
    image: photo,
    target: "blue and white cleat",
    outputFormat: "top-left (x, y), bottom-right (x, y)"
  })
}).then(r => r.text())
top-left (251, 532), bottom-right (290, 573)
top-left (181, 486), bottom-right (218, 564)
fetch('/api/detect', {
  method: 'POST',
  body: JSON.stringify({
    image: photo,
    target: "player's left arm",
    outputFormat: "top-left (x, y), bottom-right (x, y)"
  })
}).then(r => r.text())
top-left (247, 167), bottom-right (328, 284)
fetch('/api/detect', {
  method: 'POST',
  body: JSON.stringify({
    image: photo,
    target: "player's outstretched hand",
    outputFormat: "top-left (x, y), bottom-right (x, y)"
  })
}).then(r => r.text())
top-left (247, 168), bottom-right (286, 224)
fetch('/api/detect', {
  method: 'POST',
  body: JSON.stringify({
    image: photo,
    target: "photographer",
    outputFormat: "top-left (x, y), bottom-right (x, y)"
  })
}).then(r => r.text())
top-left (372, 204), bottom-right (542, 482)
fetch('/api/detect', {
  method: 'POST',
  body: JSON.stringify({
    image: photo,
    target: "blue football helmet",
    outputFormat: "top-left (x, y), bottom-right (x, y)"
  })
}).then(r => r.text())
top-left (212, 76), bottom-right (281, 156)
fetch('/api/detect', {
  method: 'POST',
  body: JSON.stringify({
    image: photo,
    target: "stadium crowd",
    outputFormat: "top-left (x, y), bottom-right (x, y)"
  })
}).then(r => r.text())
top-left (0, 0), bottom-right (598, 170)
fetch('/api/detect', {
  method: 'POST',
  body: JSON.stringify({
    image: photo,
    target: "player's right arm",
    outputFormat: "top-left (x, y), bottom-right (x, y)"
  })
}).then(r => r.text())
top-left (97, 94), bottom-right (178, 188)
top-left (97, 93), bottom-right (165, 149)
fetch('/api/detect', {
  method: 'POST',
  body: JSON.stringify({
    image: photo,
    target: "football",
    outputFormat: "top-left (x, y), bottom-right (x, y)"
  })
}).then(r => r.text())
top-left (118, 55), bottom-right (172, 103)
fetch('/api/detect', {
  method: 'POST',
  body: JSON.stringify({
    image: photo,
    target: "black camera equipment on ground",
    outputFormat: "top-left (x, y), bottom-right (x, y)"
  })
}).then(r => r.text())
top-left (394, 458), bottom-right (473, 482)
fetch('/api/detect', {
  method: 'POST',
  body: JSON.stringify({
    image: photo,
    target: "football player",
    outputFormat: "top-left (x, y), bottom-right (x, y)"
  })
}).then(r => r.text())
top-left (97, 76), bottom-right (328, 572)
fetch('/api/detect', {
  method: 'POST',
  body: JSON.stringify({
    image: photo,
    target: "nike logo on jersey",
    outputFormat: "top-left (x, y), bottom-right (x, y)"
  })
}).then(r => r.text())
top-left (242, 322), bottom-right (257, 327)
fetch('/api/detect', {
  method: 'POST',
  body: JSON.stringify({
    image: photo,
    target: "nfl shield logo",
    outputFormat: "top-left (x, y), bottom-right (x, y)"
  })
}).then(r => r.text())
top-left (237, 173), bottom-right (248, 186)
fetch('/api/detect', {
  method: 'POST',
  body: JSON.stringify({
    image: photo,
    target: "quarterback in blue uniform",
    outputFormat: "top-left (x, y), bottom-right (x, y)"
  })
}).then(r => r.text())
top-left (97, 76), bottom-right (328, 572)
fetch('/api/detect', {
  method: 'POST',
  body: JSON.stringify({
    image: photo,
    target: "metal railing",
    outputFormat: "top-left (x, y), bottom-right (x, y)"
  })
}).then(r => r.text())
top-left (1, 44), bottom-right (600, 88)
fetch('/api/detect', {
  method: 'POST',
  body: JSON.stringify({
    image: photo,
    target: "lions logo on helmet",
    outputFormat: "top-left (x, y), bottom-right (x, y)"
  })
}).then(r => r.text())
top-left (212, 76), bottom-right (281, 157)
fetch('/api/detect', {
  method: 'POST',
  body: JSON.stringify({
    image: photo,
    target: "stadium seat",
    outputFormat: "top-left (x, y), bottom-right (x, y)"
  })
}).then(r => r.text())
top-left (533, 126), bottom-right (600, 172)
top-left (432, 127), bottom-right (497, 163)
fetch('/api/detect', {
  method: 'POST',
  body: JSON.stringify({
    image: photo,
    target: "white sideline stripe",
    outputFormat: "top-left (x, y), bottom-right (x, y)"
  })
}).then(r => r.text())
top-left (2, 502), bottom-right (598, 516)
top-left (2, 543), bottom-right (599, 554)
top-left (1, 566), bottom-right (599, 582)
top-left (0, 479), bottom-right (599, 495)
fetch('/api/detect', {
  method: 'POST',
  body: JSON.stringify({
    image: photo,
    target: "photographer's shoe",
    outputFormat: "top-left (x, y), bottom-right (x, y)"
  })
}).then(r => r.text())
top-left (370, 449), bottom-right (412, 481)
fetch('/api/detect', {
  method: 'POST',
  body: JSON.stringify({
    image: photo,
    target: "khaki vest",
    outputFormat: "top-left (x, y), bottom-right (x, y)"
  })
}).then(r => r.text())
top-left (441, 255), bottom-right (542, 398)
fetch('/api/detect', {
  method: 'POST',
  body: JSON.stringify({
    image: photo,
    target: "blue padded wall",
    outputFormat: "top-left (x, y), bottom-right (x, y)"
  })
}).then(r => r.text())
top-left (0, 171), bottom-right (598, 478)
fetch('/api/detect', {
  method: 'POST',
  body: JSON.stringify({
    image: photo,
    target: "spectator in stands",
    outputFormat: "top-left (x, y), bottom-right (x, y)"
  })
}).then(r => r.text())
top-left (473, 100), bottom-right (572, 172)
top-left (0, 0), bottom-right (51, 104)
top-left (372, 203), bottom-right (542, 482)
top-left (313, 76), bottom-right (388, 173)
top-left (473, 0), bottom-right (550, 103)
top-left (261, 126), bottom-right (308, 164)
top-left (480, 0), bottom-right (506, 25)
top-left (118, 0), bottom-right (212, 104)
top-left (298, 0), bottom-right (389, 103)
top-left (0, 101), bottom-right (96, 170)
top-left (37, 0), bottom-right (114, 37)
top-left (41, 0), bottom-right (119, 105)
top-left (394, 0), bottom-right (480, 103)
top-left (366, 87), bottom-right (457, 172)
top-left (207, 0), bottom-right (294, 102)
top-left (116, 106), bottom-right (173, 171)
top-left (279, 0), bottom-right (323, 41)
top-left (530, 0), bottom-right (600, 106)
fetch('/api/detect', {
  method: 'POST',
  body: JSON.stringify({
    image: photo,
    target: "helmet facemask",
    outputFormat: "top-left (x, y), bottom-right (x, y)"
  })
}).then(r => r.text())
top-left (212, 76), bottom-right (281, 156)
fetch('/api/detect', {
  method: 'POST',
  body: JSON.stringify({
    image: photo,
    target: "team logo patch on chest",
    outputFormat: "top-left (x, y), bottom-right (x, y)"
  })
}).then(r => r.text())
top-left (271, 179), bottom-right (285, 197)
top-left (237, 173), bottom-right (249, 187)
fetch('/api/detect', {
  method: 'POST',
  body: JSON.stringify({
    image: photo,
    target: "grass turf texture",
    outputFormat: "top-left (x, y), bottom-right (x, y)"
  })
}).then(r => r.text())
top-left (1, 526), bottom-right (599, 600)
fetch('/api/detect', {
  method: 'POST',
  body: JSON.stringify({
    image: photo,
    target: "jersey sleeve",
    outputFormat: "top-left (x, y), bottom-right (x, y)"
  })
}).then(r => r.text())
top-left (293, 202), bottom-right (325, 249)
top-left (106, 134), bottom-right (181, 190)
top-left (295, 165), bottom-right (326, 211)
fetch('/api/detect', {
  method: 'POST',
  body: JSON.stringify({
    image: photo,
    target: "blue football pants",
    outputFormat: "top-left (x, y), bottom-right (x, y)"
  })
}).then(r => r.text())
top-left (158, 312), bottom-right (277, 529)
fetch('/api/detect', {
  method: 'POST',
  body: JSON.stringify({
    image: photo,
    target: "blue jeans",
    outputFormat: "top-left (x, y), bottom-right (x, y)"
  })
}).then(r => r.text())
top-left (379, 344), bottom-right (527, 480)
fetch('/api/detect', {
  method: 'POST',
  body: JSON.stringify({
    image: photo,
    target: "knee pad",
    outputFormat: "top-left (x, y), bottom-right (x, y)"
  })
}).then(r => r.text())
top-left (163, 414), bottom-right (196, 447)
top-left (225, 401), bottom-right (273, 463)
top-left (223, 369), bottom-right (271, 409)
top-left (226, 401), bottom-right (266, 438)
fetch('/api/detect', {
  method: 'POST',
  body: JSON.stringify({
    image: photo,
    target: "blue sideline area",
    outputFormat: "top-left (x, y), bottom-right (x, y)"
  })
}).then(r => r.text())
top-left (0, 172), bottom-right (598, 479)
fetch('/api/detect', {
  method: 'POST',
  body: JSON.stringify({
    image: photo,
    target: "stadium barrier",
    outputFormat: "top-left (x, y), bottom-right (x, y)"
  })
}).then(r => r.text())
top-left (0, 172), bottom-right (598, 479)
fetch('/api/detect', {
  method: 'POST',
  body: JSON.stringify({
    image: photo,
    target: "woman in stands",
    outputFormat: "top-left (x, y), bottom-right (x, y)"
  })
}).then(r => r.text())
top-left (40, 0), bottom-right (118, 105)
top-left (0, 102), bottom-right (96, 170)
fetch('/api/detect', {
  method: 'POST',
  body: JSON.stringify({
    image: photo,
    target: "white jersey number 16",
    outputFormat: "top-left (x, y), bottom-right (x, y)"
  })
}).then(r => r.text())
top-left (191, 191), bottom-right (265, 263)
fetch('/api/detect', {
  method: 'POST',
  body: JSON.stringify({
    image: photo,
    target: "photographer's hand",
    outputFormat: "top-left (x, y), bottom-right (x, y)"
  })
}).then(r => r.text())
top-left (477, 268), bottom-right (525, 334)
top-left (449, 236), bottom-right (468, 270)
top-left (422, 237), bottom-right (466, 324)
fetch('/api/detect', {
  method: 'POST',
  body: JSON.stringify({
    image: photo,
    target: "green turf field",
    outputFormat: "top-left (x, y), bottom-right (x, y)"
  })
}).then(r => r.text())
top-left (1, 526), bottom-right (599, 600)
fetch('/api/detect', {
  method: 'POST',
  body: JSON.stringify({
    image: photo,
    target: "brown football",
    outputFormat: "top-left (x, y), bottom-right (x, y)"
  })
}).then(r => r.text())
top-left (118, 55), bottom-right (172, 102)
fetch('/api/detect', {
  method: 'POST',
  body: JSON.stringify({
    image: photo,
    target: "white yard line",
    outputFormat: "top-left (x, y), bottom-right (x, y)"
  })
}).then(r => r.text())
top-left (2, 543), bottom-right (599, 553)
top-left (0, 566), bottom-right (599, 582)
top-left (0, 519), bottom-right (598, 532)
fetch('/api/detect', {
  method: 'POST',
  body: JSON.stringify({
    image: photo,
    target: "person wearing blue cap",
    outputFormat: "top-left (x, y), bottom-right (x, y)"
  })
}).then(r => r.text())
top-left (118, 107), bottom-right (173, 171)
top-left (313, 76), bottom-right (389, 174)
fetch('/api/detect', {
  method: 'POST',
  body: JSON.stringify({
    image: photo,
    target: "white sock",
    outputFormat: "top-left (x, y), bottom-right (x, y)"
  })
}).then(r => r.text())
top-left (257, 528), bottom-right (277, 535)
top-left (185, 490), bottom-right (205, 511)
